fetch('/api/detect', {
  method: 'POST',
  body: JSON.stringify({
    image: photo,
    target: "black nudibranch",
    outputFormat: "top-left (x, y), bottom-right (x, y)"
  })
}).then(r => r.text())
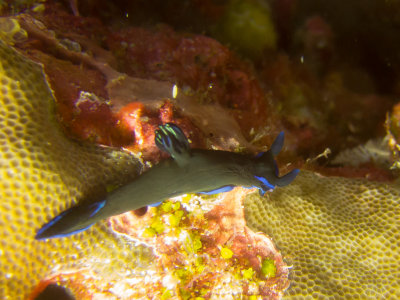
top-left (36, 123), bottom-right (299, 239)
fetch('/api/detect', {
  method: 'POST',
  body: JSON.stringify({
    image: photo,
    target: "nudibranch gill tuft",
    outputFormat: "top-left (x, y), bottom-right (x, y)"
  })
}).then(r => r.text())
top-left (36, 123), bottom-right (299, 239)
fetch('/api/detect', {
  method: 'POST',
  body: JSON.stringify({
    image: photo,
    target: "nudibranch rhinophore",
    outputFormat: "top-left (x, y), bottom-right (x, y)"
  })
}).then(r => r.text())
top-left (36, 123), bottom-right (299, 239)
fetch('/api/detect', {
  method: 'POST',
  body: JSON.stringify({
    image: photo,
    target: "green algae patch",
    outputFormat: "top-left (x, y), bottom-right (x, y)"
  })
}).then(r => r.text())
top-left (261, 258), bottom-right (276, 278)
top-left (161, 289), bottom-right (172, 300)
top-left (184, 232), bottom-right (203, 254)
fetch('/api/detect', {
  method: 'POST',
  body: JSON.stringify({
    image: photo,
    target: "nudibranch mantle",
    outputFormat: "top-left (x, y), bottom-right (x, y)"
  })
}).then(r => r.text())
top-left (36, 123), bottom-right (299, 239)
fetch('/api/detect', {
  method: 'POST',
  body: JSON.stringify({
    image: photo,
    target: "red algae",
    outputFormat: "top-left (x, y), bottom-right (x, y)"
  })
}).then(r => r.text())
top-left (13, 3), bottom-right (275, 157)
top-left (24, 49), bottom-right (133, 145)
top-left (109, 189), bottom-right (289, 299)
top-left (107, 24), bottom-right (275, 137)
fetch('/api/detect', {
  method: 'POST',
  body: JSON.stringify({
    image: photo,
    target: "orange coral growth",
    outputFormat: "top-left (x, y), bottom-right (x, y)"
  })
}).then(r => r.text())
top-left (117, 100), bottom-right (205, 160)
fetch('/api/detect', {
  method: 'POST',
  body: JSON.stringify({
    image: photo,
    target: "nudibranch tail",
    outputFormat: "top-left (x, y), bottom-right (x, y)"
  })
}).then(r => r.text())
top-left (254, 132), bottom-right (299, 193)
top-left (274, 168), bottom-right (300, 187)
top-left (35, 199), bottom-right (106, 240)
top-left (270, 131), bottom-right (284, 156)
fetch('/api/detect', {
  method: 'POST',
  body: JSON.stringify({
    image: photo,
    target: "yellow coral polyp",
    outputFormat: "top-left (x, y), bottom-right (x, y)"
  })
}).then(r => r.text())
top-left (169, 209), bottom-right (184, 227)
top-left (181, 194), bottom-right (192, 203)
top-left (161, 201), bottom-right (173, 213)
top-left (242, 267), bottom-right (254, 280)
top-left (172, 201), bottom-right (181, 210)
top-left (220, 247), bottom-right (234, 259)
top-left (142, 227), bottom-right (157, 237)
top-left (150, 219), bottom-right (165, 234)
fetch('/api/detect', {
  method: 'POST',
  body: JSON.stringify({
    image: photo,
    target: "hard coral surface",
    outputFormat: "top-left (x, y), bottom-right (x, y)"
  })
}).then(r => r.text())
top-left (0, 40), bottom-right (156, 299)
top-left (245, 171), bottom-right (400, 299)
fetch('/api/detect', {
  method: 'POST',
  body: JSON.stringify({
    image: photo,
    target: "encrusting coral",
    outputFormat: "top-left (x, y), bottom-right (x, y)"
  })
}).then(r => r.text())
top-left (0, 39), bottom-right (156, 299)
top-left (245, 170), bottom-right (400, 299)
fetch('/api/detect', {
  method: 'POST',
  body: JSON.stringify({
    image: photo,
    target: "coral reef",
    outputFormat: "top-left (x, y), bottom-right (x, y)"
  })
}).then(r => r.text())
top-left (0, 37), bottom-right (287, 299)
top-left (1, 1), bottom-right (400, 299)
top-left (245, 170), bottom-right (400, 299)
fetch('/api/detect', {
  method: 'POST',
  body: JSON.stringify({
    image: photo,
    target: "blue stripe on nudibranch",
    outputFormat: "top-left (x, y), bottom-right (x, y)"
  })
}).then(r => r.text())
top-left (35, 199), bottom-right (106, 240)
top-left (88, 199), bottom-right (106, 218)
top-left (254, 175), bottom-right (275, 190)
top-left (35, 209), bottom-right (70, 239)
top-left (199, 185), bottom-right (235, 195)
top-left (42, 223), bottom-right (96, 239)
top-left (255, 152), bottom-right (264, 158)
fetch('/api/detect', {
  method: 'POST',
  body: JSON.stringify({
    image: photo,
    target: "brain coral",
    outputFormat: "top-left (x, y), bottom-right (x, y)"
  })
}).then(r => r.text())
top-left (245, 170), bottom-right (400, 299)
top-left (0, 40), bottom-right (156, 299)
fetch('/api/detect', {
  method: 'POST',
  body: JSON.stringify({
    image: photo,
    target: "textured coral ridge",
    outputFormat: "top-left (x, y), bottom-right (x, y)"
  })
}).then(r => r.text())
top-left (245, 171), bottom-right (400, 299)
top-left (0, 40), bottom-right (157, 299)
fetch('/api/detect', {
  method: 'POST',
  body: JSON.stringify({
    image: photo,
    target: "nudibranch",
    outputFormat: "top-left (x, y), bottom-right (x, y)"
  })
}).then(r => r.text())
top-left (36, 123), bottom-right (299, 239)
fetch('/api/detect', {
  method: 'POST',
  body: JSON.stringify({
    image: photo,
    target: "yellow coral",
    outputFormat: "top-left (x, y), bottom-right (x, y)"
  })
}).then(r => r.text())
top-left (245, 171), bottom-right (400, 299)
top-left (220, 247), bottom-right (234, 259)
top-left (0, 40), bottom-right (155, 299)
